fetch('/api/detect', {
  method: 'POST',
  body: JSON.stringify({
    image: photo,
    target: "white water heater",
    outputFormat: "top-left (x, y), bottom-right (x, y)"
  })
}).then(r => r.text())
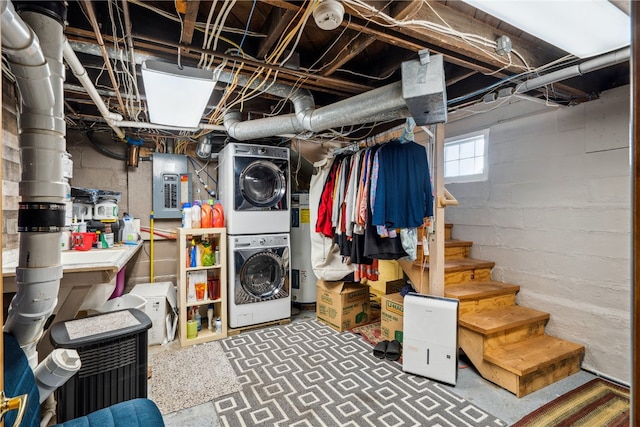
top-left (290, 192), bottom-right (317, 304)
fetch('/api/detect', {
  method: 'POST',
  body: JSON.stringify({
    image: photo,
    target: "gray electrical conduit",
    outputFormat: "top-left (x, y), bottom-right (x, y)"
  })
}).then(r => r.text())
top-left (516, 47), bottom-right (630, 94)
top-left (1, 0), bottom-right (81, 404)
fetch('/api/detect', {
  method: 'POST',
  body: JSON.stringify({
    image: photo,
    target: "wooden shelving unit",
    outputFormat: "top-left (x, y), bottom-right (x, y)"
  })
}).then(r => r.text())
top-left (177, 227), bottom-right (227, 346)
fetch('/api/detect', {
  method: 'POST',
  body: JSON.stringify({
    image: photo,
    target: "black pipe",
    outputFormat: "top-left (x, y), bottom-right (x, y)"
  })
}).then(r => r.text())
top-left (85, 130), bottom-right (127, 161)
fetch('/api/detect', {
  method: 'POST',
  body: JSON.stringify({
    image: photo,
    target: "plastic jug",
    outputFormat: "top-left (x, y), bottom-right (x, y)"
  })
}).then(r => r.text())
top-left (123, 216), bottom-right (138, 243)
top-left (181, 202), bottom-right (192, 228)
top-left (191, 200), bottom-right (202, 229)
top-left (212, 201), bottom-right (225, 228)
top-left (201, 200), bottom-right (213, 228)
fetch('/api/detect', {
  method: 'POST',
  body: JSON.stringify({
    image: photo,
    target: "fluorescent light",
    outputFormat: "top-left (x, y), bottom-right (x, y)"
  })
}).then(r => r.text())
top-left (462, 0), bottom-right (630, 58)
top-left (141, 60), bottom-right (216, 128)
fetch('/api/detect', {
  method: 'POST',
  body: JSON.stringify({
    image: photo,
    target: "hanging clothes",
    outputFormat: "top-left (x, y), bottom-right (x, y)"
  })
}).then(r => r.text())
top-left (309, 156), bottom-right (354, 281)
top-left (371, 139), bottom-right (433, 230)
top-left (314, 138), bottom-right (433, 266)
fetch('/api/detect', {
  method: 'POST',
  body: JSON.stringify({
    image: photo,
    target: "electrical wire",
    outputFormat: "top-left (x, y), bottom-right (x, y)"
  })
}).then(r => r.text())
top-left (239, 0), bottom-right (257, 50)
top-left (188, 156), bottom-right (219, 198)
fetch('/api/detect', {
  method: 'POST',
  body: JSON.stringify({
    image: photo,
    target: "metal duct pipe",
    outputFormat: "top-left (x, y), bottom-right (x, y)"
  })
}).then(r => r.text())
top-left (516, 47), bottom-right (630, 93)
top-left (223, 82), bottom-right (412, 140)
top-left (2, 0), bottom-right (67, 367)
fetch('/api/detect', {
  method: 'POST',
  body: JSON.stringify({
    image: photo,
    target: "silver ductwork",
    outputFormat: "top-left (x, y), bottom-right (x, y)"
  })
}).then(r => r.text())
top-left (220, 73), bottom-right (437, 141)
top-left (1, 0), bottom-right (67, 369)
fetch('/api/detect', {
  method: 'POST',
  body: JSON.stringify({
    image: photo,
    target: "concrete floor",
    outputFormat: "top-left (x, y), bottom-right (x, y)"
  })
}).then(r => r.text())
top-left (157, 309), bottom-right (596, 427)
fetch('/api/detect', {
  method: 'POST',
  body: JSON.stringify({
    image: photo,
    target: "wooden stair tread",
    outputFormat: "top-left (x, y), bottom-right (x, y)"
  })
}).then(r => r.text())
top-left (445, 281), bottom-right (520, 300)
top-left (444, 240), bottom-right (473, 248)
top-left (413, 257), bottom-right (495, 272)
top-left (484, 335), bottom-right (585, 376)
top-left (459, 306), bottom-right (549, 334)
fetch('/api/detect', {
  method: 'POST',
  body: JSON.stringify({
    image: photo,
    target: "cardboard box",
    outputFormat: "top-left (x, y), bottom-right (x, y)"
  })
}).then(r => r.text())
top-left (385, 279), bottom-right (406, 294)
top-left (130, 282), bottom-right (177, 345)
top-left (316, 280), bottom-right (371, 332)
top-left (381, 292), bottom-right (404, 343)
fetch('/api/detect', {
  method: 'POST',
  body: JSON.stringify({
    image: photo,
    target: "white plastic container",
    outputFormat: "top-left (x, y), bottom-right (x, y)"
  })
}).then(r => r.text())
top-left (93, 201), bottom-right (118, 220)
top-left (72, 203), bottom-right (93, 220)
top-left (122, 217), bottom-right (137, 243)
top-left (191, 201), bottom-right (201, 229)
top-left (181, 203), bottom-right (192, 228)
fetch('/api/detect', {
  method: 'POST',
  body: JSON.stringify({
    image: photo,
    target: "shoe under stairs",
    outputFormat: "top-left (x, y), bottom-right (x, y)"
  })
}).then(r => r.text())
top-left (399, 223), bottom-right (585, 398)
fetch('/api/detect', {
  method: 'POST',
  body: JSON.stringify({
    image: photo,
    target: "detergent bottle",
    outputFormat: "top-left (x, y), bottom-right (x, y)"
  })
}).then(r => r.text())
top-left (201, 200), bottom-right (213, 228)
top-left (212, 200), bottom-right (225, 228)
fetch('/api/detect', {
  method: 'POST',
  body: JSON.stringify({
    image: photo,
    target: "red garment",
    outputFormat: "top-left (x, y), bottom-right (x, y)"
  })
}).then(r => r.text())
top-left (353, 259), bottom-right (379, 282)
top-left (316, 158), bottom-right (341, 238)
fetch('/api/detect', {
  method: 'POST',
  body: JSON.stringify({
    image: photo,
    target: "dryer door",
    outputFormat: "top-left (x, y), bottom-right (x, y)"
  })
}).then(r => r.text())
top-left (236, 159), bottom-right (287, 210)
top-left (238, 250), bottom-right (286, 303)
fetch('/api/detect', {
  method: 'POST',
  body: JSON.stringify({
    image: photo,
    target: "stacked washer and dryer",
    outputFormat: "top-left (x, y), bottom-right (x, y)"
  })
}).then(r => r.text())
top-left (218, 143), bottom-right (292, 328)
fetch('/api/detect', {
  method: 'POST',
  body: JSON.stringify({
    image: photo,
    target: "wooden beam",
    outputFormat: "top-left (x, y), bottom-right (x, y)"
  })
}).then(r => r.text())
top-left (446, 70), bottom-right (478, 86)
top-left (179, 0), bottom-right (201, 55)
top-left (320, 34), bottom-right (377, 76)
top-left (631, 2), bottom-right (639, 424)
top-left (428, 123), bottom-right (446, 297)
top-left (319, 1), bottom-right (422, 77)
top-left (257, 8), bottom-right (297, 59)
top-left (342, 1), bottom-right (591, 100)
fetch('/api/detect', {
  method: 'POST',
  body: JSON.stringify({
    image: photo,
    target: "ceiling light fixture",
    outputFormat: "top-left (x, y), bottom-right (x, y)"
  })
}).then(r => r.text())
top-left (462, 0), bottom-right (630, 59)
top-left (313, 0), bottom-right (345, 31)
top-left (141, 60), bottom-right (217, 128)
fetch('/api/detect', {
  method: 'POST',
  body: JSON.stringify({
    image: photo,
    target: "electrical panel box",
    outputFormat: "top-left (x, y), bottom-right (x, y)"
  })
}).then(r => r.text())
top-left (152, 153), bottom-right (192, 218)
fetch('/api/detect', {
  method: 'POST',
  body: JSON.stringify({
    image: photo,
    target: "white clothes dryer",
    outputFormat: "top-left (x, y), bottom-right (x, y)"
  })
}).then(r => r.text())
top-left (228, 233), bottom-right (291, 328)
top-left (218, 143), bottom-right (290, 235)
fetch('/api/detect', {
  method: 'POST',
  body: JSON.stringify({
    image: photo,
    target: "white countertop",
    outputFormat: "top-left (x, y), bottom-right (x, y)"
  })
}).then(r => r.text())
top-left (2, 240), bottom-right (143, 291)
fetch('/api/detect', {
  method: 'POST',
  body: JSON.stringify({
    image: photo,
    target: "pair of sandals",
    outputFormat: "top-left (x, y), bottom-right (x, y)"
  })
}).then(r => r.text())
top-left (373, 339), bottom-right (401, 361)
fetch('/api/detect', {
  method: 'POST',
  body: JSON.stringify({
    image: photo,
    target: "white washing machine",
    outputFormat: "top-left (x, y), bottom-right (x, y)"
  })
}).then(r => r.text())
top-left (228, 233), bottom-right (291, 328)
top-left (218, 143), bottom-right (290, 235)
top-left (290, 193), bottom-right (317, 304)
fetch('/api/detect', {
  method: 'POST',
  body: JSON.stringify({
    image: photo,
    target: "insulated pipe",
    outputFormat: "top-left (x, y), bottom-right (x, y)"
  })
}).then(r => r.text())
top-left (63, 40), bottom-right (126, 139)
top-left (2, 0), bottom-right (67, 366)
top-left (516, 47), bottom-right (630, 93)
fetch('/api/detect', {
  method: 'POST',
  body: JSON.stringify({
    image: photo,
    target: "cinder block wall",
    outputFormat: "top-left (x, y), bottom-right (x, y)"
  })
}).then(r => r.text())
top-left (444, 85), bottom-right (631, 384)
top-left (66, 130), bottom-right (218, 291)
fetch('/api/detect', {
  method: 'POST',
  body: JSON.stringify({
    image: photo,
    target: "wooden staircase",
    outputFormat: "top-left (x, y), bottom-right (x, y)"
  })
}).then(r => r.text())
top-left (400, 223), bottom-right (585, 398)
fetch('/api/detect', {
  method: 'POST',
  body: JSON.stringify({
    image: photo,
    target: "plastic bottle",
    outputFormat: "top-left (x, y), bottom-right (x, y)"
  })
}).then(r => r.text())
top-left (215, 317), bottom-right (221, 334)
top-left (201, 200), bottom-right (213, 228)
top-left (214, 246), bottom-right (220, 266)
top-left (195, 308), bottom-right (202, 331)
top-left (191, 200), bottom-right (202, 229)
top-left (103, 223), bottom-right (114, 248)
top-left (207, 304), bottom-right (214, 331)
top-left (181, 202), bottom-right (192, 228)
top-left (212, 201), bottom-right (225, 228)
top-left (189, 239), bottom-right (197, 268)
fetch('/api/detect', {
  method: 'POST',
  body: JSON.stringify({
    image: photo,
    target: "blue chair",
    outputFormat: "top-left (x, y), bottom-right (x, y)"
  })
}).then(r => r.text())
top-left (3, 333), bottom-right (165, 427)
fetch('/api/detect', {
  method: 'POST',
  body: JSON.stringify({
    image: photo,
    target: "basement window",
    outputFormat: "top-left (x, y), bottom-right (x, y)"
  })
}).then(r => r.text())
top-left (444, 129), bottom-right (489, 183)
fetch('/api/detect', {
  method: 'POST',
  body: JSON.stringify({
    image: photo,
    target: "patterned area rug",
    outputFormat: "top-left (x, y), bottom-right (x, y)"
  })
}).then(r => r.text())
top-left (149, 341), bottom-right (242, 414)
top-left (350, 320), bottom-right (383, 346)
top-left (512, 378), bottom-right (630, 426)
top-left (215, 319), bottom-right (506, 426)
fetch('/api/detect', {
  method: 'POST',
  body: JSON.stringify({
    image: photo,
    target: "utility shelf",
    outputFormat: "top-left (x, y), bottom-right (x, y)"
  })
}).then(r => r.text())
top-left (177, 227), bottom-right (227, 347)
